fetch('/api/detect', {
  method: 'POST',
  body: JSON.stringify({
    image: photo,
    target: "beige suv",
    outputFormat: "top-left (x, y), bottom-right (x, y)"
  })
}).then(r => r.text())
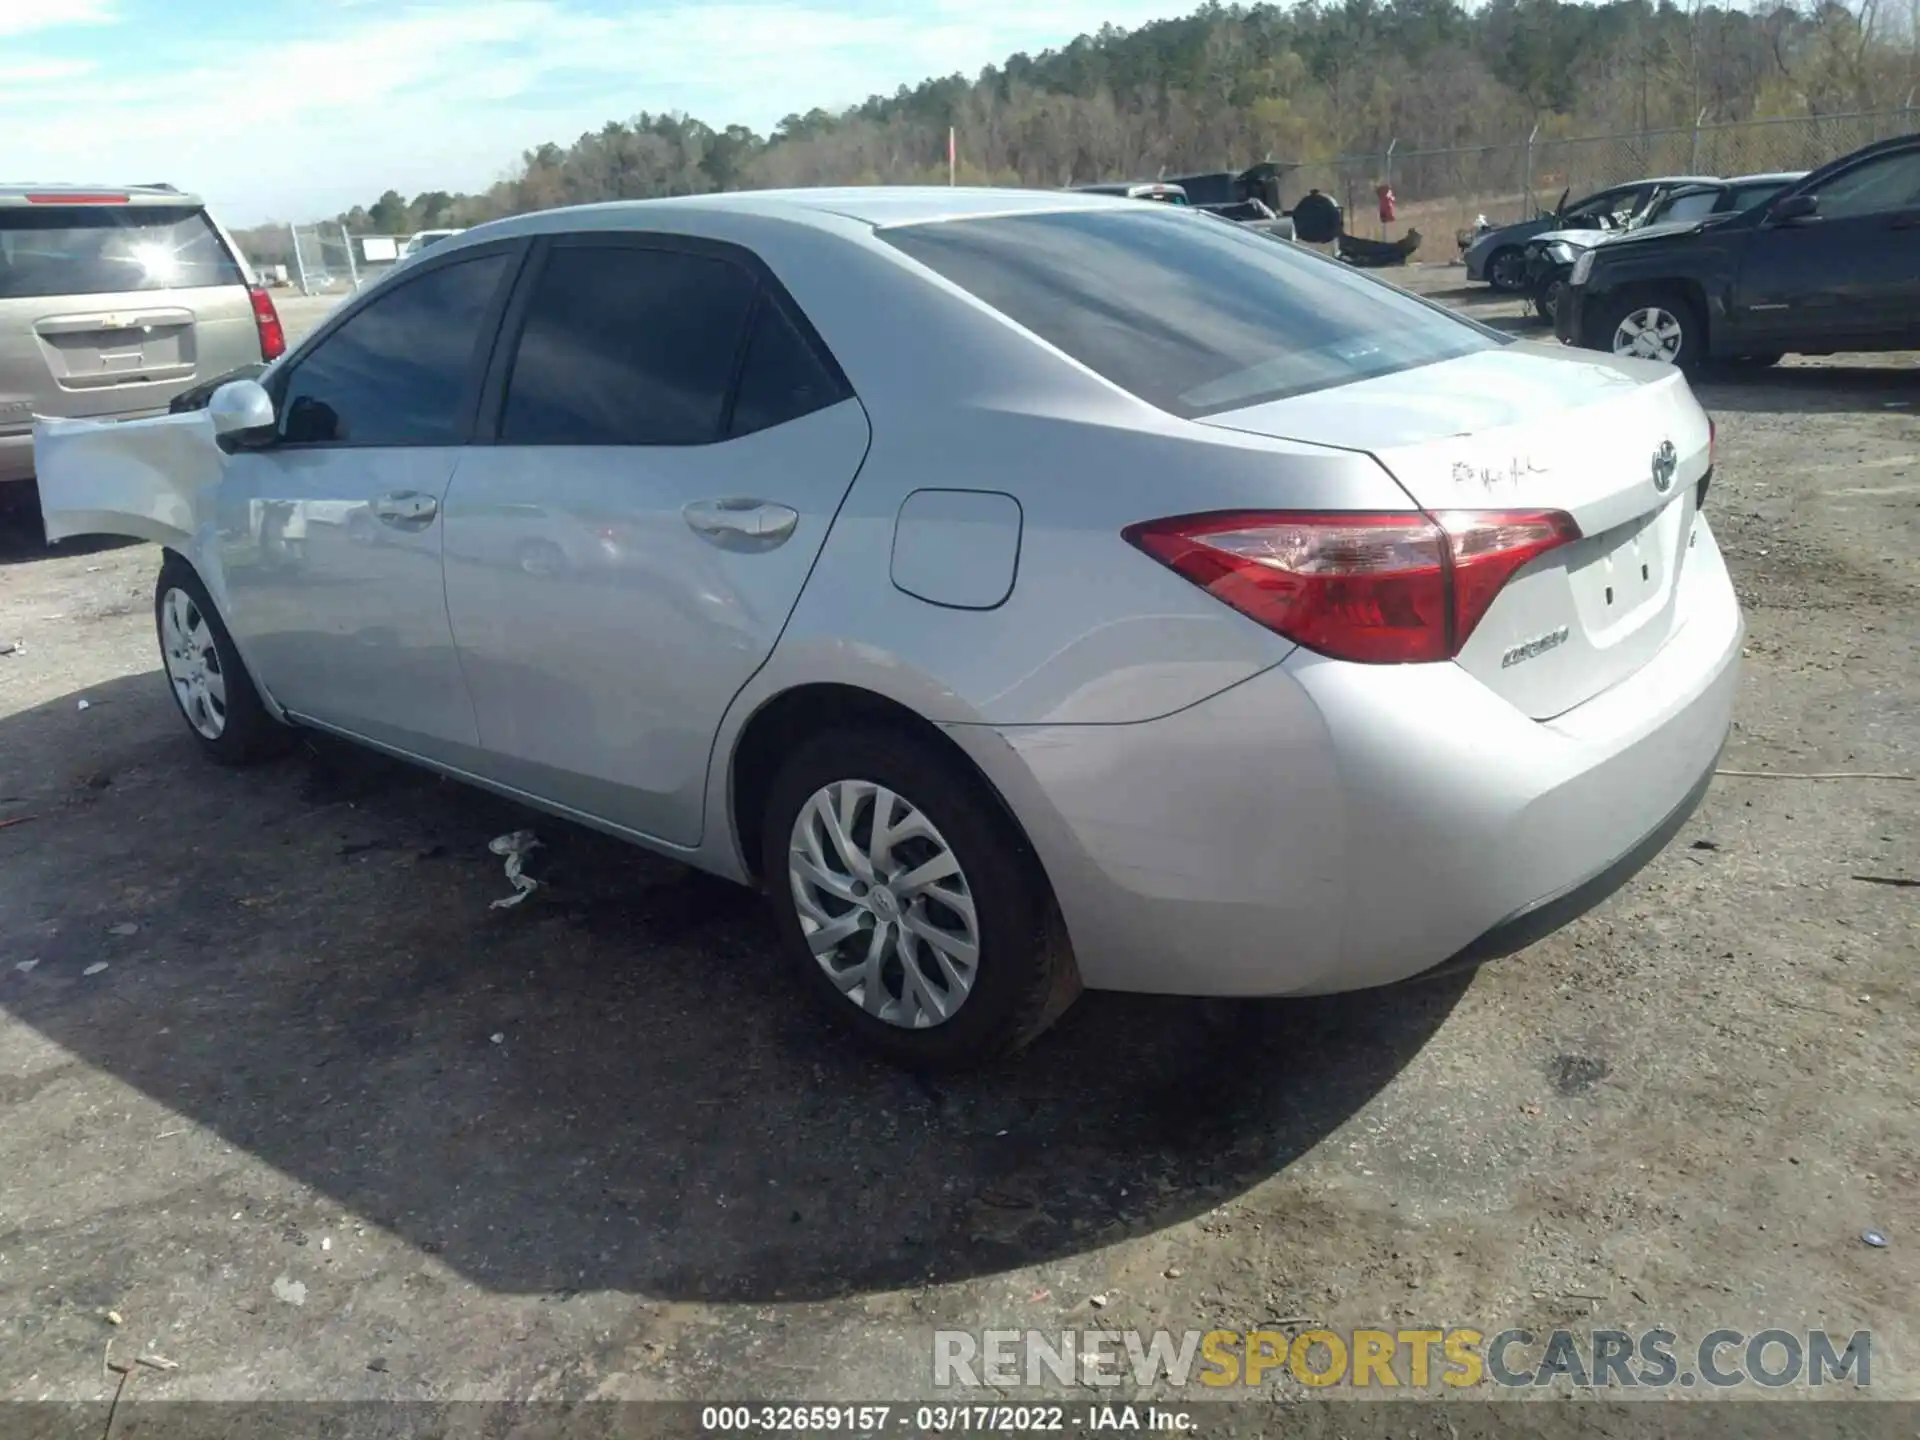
top-left (1, 183), bottom-right (284, 499)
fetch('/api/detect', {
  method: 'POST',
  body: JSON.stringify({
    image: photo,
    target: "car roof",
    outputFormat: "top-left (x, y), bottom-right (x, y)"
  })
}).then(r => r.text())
top-left (1726, 171), bottom-right (1806, 184)
top-left (474, 186), bottom-right (1147, 239)
top-left (0, 182), bottom-right (204, 207)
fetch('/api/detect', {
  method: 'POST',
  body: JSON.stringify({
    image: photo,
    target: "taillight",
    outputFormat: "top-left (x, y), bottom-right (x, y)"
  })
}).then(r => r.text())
top-left (1123, 508), bottom-right (1581, 664)
top-left (248, 285), bottom-right (286, 361)
top-left (27, 192), bottom-right (127, 204)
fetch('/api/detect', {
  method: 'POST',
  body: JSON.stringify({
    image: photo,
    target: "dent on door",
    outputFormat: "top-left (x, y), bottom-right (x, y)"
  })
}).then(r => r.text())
top-left (33, 410), bottom-right (223, 546)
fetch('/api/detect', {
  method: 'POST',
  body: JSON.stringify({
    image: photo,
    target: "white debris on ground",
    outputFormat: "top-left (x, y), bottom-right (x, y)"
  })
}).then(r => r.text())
top-left (487, 830), bottom-right (543, 909)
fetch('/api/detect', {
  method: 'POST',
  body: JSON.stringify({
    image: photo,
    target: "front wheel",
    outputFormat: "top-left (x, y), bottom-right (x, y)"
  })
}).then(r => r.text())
top-left (762, 726), bottom-right (1078, 1071)
top-left (154, 555), bottom-right (292, 765)
top-left (1595, 290), bottom-right (1704, 370)
top-left (1485, 247), bottom-right (1526, 292)
top-left (1531, 274), bottom-right (1566, 325)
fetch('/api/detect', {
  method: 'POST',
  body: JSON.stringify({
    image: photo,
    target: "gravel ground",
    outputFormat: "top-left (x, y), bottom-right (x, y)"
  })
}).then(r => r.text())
top-left (0, 267), bottom-right (1915, 1426)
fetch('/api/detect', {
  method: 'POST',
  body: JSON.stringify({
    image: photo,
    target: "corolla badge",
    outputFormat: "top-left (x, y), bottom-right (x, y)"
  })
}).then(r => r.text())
top-left (1651, 439), bottom-right (1678, 493)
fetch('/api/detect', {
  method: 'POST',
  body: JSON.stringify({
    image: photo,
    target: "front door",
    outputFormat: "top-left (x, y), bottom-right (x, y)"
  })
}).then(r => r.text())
top-left (219, 246), bottom-right (518, 757)
top-left (1730, 147), bottom-right (1920, 352)
top-left (442, 236), bottom-right (870, 847)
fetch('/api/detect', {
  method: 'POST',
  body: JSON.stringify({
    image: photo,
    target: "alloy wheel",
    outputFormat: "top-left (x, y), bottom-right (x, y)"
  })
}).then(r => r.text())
top-left (787, 779), bottom-right (980, 1029)
top-left (160, 586), bottom-right (227, 739)
top-left (1611, 306), bottom-right (1685, 363)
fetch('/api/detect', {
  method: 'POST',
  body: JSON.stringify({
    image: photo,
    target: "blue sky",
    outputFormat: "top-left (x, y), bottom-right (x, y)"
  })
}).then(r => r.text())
top-left (3, 0), bottom-right (1198, 224)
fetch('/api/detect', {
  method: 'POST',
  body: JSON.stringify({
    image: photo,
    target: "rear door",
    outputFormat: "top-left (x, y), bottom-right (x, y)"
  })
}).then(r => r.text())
top-left (0, 201), bottom-right (259, 439)
top-left (441, 234), bottom-right (870, 847)
top-left (1730, 147), bottom-right (1920, 350)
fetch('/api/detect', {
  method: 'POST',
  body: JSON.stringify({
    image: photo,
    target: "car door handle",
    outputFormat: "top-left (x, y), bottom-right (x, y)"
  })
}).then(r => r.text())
top-left (683, 498), bottom-right (798, 547)
top-left (374, 490), bottom-right (438, 524)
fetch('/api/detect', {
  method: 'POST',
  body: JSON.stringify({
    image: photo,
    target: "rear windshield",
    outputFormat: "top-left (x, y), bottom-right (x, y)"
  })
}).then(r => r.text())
top-left (0, 205), bottom-right (242, 299)
top-left (881, 207), bottom-right (1495, 417)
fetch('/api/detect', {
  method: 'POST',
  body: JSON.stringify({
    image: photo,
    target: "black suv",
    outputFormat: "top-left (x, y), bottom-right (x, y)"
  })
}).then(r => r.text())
top-left (1555, 132), bottom-right (1920, 370)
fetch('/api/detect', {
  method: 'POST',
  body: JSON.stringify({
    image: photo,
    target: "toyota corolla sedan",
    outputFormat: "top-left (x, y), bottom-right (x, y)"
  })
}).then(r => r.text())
top-left (34, 188), bottom-right (1742, 1071)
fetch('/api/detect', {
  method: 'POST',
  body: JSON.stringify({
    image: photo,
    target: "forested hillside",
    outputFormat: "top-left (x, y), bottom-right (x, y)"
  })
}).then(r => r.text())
top-left (328, 0), bottom-right (1917, 233)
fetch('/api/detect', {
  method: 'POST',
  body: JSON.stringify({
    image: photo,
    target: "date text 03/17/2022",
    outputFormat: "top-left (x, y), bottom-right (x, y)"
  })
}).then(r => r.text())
top-left (699, 1403), bottom-right (1196, 1432)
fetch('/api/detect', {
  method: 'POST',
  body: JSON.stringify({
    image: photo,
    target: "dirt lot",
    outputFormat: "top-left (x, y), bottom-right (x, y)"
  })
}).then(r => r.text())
top-left (2, 268), bottom-right (1916, 1424)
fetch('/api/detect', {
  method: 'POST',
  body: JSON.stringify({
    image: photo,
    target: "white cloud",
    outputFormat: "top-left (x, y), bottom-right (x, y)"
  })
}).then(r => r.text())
top-left (0, 0), bottom-right (115, 36)
top-left (0, 0), bottom-right (1198, 223)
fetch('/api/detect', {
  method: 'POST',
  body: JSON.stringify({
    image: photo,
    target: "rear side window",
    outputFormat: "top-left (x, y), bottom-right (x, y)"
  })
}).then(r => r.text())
top-left (1728, 183), bottom-right (1789, 212)
top-left (281, 252), bottom-right (509, 446)
top-left (501, 245), bottom-right (758, 446)
top-left (1656, 190), bottom-right (1722, 223)
top-left (881, 208), bottom-right (1493, 417)
top-left (0, 205), bottom-right (242, 299)
top-left (728, 298), bottom-right (847, 438)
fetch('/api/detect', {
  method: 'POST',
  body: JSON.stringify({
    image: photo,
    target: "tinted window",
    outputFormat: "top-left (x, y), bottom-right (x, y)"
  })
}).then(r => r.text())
top-left (502, 246), bottom-right (757, 446)
top-left (882, 207), bottom-right (1493, 417)
top-left (728, 299), bottom-right (847, 438)
top-left (0, 205), bottom-right (242, 299)
top-left (281, 252), bottom-right (508, 446)
top-left (1653, 190), bottom-right (1722, 223)
top-left (1727, 182), bottom-right (1790, 212)
top-left (1813, 151), bottom-right (1920, 219)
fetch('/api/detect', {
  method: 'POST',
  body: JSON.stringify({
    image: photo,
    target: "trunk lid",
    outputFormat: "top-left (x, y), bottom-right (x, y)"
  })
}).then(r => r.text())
top-left (0, 285), bottom-right (258, 427)
top-left (1199, 342), bottom-right (1712, 718)
top-left (1, 200), bottom-right (259, 434)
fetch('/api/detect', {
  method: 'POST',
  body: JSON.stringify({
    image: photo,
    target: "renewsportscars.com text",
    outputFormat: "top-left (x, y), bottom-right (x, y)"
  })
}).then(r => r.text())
top-left (934, 1327), bottom-right (1872, 1390)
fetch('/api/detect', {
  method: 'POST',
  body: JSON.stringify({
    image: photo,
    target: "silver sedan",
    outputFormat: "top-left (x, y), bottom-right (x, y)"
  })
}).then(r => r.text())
top-left (35, 188), bottom-right (1742, 1070)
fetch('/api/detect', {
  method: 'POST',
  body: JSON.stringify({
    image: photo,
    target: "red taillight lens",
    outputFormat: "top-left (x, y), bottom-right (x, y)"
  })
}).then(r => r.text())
top-left (1123, 508), bottom-right (1580, 664)
top-left (248, 285), bottom-right (286, 361)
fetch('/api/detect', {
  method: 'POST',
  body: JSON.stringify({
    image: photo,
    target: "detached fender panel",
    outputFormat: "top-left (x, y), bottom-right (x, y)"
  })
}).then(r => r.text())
top-left (34, 411), bottom-right (221, 549)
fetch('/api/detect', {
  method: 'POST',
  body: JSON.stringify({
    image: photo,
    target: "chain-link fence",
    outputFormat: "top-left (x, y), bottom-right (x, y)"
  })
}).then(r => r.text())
top-left (1318, 106), bottom-right (1918, 248)
top-left (283, 224), bottom-right (406, 296)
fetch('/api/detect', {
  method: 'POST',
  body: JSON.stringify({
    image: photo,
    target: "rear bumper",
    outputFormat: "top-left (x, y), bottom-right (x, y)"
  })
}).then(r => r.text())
top-left (1411, 734), bottom-right (1721, 983)
top-left (972, 512), bottom-right (1743, 997)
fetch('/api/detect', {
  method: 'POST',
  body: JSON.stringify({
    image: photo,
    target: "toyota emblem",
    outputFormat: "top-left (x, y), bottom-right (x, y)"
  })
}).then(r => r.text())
top-left (1651, 439), bottom-right (1678, 493)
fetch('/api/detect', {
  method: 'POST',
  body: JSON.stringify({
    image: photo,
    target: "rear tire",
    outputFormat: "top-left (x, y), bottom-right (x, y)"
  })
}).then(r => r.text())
top-left (154, 554), bottom-right (292, 766)
top-left (762, 725), bottom-right (1078, 1071)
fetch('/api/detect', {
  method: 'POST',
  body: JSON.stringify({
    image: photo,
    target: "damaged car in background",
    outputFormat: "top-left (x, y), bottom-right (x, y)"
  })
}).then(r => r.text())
top-left (1522, 173), bottom-right (1804, 324)
top-left (1556, 132), bottom-right (1920, 370)
top-left (1463, 174), bottom-right (1716, 291)
top-left (36, 188), bottom-right (1740, 1071)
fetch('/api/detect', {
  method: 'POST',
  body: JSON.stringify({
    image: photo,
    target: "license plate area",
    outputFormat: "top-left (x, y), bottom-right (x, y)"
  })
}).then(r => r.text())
top-left (1564, 499), bottom-right (1684, 641)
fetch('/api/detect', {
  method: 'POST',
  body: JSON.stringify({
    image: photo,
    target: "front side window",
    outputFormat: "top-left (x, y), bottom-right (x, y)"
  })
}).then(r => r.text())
top-left (882, 206), bottom-right (1494, 417)
top-left (281, 251), bottom-right (509, 446)
top-left (1811, 151), bottom-right (1920, 220)
top-left (1568, 188), bottom-right (1635, 223)
top-left (501, 245), bottom-right (758, 446)
top-left (0, 205), bottom-right (242, 299)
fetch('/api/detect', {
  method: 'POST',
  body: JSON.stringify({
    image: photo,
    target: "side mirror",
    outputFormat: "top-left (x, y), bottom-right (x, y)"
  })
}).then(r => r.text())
top-left (207, 379), bottom-right (276, 451)
top-left (1769, 193), bottom-right (1819, 224)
